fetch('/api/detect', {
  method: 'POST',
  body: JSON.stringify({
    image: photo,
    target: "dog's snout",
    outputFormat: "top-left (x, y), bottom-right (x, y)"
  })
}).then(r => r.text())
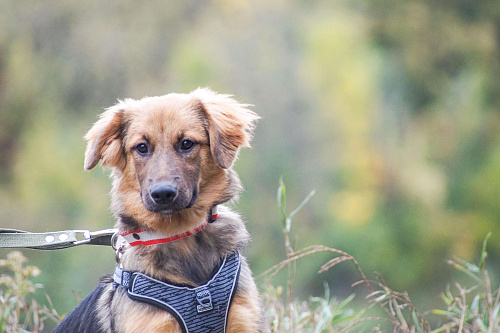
top-left (150, 183), bottom-right (178, 205)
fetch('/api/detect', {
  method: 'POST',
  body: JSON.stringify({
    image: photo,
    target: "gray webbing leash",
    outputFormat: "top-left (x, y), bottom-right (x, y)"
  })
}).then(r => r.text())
top-left (0, 228), bottom-right (118, 250)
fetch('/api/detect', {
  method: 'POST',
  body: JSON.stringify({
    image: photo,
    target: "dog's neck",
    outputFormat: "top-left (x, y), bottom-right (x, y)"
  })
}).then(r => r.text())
top-left (116, 206), bottom-right (249, 287)
top-left (117, 205), bottom-right (217, 246)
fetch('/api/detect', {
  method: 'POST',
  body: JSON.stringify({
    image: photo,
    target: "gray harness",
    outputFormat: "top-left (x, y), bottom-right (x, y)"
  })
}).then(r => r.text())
top-left (113, 252), bottom-right (241, 333)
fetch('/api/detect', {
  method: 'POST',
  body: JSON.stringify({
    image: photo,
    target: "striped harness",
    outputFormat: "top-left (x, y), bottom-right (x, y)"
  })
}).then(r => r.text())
top-left (113, 252), bottom-right (241, 333)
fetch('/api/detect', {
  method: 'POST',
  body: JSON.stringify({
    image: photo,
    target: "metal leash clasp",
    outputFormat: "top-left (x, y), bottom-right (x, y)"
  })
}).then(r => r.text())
top-left (72, 230), bottom-right (93, 245)
top-left (111, 231), bottom-right (127, 263)
top-left (73, 228), bottom-right (118, 246)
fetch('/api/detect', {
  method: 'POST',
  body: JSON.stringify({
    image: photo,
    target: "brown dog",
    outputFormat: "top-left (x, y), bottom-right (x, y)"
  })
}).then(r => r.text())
top-left (54, 89), bottom-right (267, 332)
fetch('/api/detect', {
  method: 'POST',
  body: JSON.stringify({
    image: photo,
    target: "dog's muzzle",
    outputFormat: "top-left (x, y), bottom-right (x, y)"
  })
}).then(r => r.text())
top-left (150, 182), bottom-right (177, 205)
top-left (142, 181), bottom-right (199, 215)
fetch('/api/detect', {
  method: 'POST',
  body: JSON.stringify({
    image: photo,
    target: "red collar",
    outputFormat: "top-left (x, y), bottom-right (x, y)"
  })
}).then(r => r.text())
top-left (120, 206), bottom-right (218, 247)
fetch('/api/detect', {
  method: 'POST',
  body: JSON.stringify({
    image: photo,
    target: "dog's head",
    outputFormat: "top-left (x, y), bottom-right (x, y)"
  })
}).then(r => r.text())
top-left (84, 88), bottom-right (258, 231)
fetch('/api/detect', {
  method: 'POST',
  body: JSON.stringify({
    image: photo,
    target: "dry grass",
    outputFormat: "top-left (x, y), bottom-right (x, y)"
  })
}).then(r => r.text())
top-left (0, 251), bottom-right (61, 333)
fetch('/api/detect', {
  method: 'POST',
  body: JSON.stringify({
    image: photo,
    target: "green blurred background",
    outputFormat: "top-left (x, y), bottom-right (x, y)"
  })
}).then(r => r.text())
top-left (1, 0), bottom-right (500, 329)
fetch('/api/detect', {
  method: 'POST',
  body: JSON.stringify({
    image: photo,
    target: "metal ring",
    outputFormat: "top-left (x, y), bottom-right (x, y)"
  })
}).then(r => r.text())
top-left (111, 232), bottom-right (121, 250)
top-left (115, 244), bottom-right (125, 264)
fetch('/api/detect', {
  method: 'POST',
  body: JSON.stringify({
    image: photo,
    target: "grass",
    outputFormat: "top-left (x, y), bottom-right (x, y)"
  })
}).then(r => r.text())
top-left (258, 180), bottom-right (500, 332)
top-left (0, 251), bottom-right (61, 333)
top-left (0, 180), bottom-right (498, 332)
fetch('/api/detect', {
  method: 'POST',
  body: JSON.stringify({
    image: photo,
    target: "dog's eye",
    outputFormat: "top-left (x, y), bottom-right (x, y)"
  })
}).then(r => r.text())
top-left (135, 143), bottom-right (149, 155)
top-left (180, 140), bottom-right (195, 151)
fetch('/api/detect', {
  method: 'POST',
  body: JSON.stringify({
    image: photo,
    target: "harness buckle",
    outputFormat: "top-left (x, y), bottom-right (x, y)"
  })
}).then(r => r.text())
top-left (196, 287), bottom-right (213, 313)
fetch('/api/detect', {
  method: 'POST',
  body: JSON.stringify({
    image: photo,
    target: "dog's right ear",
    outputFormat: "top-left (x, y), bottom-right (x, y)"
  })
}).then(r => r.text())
top-left (193, 88), bottom-right (259, 169)
top-left (84, 105), bottom-right (127, 171)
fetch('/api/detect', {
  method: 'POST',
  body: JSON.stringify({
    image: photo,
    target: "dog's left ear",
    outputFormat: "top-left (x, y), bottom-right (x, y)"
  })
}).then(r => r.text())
top-left (84, 104), bottom-right (128, 171)
top-left (193, 88), bottom-right (260, 169)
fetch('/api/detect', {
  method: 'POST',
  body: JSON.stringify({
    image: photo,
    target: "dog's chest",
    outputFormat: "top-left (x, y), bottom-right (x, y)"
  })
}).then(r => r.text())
top-left (115, 302), bottom-right (183, 333)
top-left (112, 252), bottom-right (241, 333)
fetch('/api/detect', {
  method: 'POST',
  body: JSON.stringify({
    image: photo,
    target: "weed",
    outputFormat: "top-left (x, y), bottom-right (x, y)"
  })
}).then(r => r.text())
top-left (260, 180), bottom-right (500, 332)
top-left (0, 251), bottom-right (61, 333)
top-left (430, 233), bottom-right (500, 333)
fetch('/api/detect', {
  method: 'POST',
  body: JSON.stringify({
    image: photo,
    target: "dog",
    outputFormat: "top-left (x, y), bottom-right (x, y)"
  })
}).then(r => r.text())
top-left (54, 88), bottom-right (267, 332)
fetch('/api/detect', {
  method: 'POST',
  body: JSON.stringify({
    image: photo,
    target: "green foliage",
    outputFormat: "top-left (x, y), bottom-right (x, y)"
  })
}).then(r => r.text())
top-left (277, 177), bottom-right (315, 254)
top-left (0, 251), bottom-right (61, 333)
top-left (263, 283), bottom-right (358, 332)
top-left (430, 233), bottom-right (500, 333)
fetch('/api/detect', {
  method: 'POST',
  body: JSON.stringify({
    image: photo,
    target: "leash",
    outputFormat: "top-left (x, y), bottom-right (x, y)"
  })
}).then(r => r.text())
top-left (0, 228), bottom-right (118, 250)
top-left (0, 205), bottom-right (219, 251)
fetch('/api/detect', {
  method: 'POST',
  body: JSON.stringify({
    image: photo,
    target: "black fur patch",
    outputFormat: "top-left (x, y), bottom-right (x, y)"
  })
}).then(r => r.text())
top-left (53, 282), bottom-right (107, 333)
top-left (119, 215), bottom-right (142, 230)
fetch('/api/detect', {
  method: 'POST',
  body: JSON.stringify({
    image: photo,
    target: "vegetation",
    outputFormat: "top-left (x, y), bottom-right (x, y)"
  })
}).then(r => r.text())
top-left (260, 183), bottom-right (500, 332)
top-left (261, 232), bottom-right (500, 332)
top-left (0, 252), bottom-right (60, 333)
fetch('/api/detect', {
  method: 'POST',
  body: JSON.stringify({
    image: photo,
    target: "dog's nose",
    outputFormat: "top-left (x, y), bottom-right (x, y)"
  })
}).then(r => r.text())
top-left (150, 183), bottom-right (178, 205)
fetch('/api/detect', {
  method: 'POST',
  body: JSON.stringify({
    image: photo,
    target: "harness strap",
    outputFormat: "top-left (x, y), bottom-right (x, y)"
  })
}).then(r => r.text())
top-left (114, 252), bottom-right (241, 333)
top-left (0, 228), bottom-right (117, 250)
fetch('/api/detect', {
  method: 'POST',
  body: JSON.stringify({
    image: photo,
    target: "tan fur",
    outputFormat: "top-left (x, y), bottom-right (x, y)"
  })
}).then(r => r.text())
top-left (82, 88), bottom-right (267, 332)
top-left (226, 295), bottom-right (263, 332)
